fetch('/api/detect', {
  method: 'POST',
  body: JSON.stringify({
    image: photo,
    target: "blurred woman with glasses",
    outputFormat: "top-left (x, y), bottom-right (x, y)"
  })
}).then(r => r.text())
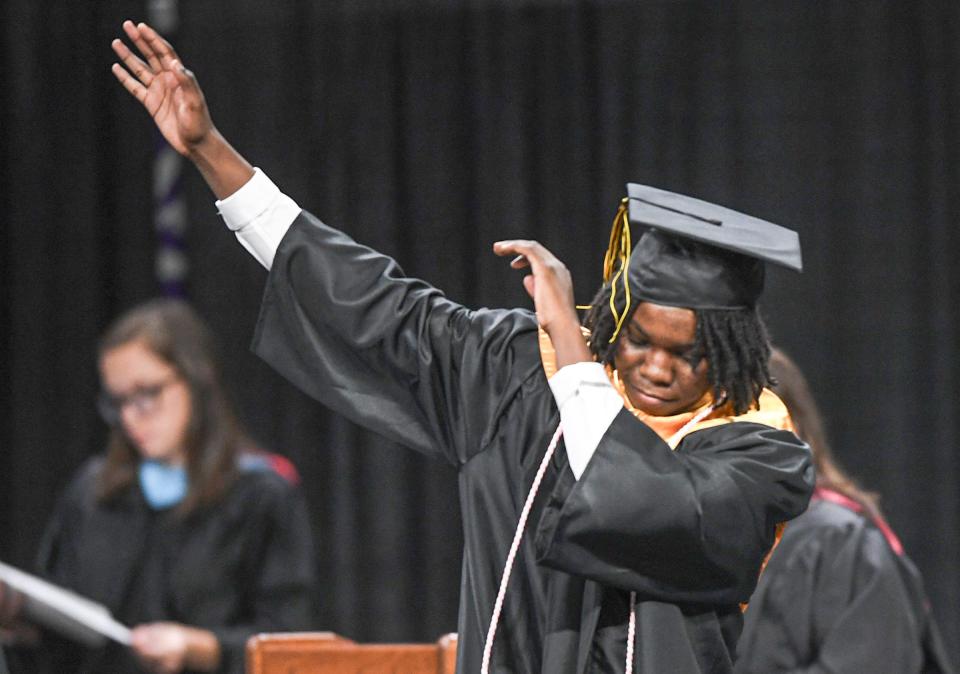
top-left (4, 299), bottom-right (317, 674)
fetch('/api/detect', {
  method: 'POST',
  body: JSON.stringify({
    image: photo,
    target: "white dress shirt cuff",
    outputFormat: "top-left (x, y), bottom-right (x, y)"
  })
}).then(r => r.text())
top-left (548, 361), bottom-right (624, 480)
top-left (215, 168), bottom-right (301, 269)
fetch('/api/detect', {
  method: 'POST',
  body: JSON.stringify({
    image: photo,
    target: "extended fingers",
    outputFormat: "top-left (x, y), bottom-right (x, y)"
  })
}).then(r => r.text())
top-left (111, 62), bottom-right (148, 103)
top-left (137, 22), bottom-right (183, 71)
top-left (119, 20), bottom-right (182, 75)
top-left (111, 38), bottom-right (154, 86)
top-left (121, 20), bottom-right (164, 74)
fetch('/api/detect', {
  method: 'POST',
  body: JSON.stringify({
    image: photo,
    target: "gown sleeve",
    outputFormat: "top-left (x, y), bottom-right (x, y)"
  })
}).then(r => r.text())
top-left (734, 515), bottom-right (928, 673)
top-left (533, 409), bottom-right (814, 605)
top-left (251, 210), bottom-right (542, 464)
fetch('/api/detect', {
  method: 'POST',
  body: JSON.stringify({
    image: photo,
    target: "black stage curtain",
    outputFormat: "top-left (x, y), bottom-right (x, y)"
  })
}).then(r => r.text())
top-left (2, 0), bottom-right (958, 660)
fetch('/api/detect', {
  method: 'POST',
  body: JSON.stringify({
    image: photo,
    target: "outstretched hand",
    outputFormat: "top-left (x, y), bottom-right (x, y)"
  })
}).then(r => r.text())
top-left (111, 20), bottom-right (214, 157)
top-left (110, 20), bottom-right (253, 199)
top-left (493, 240), bottom-right (591, 367)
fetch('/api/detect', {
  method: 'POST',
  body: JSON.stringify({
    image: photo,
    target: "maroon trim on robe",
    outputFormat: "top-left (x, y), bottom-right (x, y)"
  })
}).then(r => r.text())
top-left (814, 487), bottom-right (904, 556)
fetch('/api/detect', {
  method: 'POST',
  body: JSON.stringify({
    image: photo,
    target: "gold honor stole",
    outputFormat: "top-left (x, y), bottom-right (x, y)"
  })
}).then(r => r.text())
top-left (538, 327), bottom-right (794, 605)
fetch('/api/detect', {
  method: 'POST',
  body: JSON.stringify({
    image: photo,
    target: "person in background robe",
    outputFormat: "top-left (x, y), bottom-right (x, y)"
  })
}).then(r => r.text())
top-left (110, 21), bottom-right (813, 674)
top-left (2, 299), bottom-right (317, 674)
top-left (735, 349), bottom-right (956, 673)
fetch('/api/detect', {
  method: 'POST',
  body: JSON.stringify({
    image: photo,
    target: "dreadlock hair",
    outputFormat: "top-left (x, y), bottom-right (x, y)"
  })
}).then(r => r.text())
top-left (697, 306), bottom-right (774, 415)
top-left (582, 282), bottom-right (774, 415)
top-left (582, 283), bottom-right (624, 364)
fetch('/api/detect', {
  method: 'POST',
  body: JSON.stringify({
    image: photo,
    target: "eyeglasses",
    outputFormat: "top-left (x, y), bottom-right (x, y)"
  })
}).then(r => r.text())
top-left (97, 375), bottom-right (180, 425)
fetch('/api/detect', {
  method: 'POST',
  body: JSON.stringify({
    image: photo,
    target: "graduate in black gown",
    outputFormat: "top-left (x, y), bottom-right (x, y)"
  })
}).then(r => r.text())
top-left (111, 21), bottom-right (814, 674)
top-left (735, 350), bottom-right (956, 674)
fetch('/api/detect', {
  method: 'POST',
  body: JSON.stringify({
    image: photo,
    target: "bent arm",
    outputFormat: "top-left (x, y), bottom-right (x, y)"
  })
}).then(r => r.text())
top-left (252, 210), bottom-right (540, 462)
top-left (535, 416), bottom-right (814, 604)
top-left (548, 362), bottom-right (623, 479)
top-left (113, 22), bottom-right (541, 463)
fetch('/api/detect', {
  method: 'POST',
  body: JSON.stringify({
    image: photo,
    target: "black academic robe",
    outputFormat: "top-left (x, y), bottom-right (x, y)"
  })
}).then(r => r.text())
top-left (735, 496), bottom-right (956, 674)
top-left (252, 210), bottom-right (814, 674)
top-left (17, 456), bottom-right (317, 674)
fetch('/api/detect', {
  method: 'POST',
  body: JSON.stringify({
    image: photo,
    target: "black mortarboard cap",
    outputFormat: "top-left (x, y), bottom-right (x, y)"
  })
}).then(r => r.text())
top-left (621, 183), bottom-right (802, 310)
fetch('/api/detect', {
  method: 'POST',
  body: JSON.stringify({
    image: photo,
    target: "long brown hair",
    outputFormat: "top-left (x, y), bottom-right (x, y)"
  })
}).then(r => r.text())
top-left (768, 348), bottom-right (883, 523)
top-left (96, 298), bottom-right (249, 515)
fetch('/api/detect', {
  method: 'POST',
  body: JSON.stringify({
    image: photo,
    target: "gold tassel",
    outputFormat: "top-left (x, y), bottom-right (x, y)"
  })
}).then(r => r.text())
top-left (603, 198), bottom-right (633, 343)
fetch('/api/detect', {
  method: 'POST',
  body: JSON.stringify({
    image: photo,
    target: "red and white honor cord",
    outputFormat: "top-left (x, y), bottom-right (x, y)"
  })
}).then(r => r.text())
top-left (482, 402), bottom-right (715, 674)
top-left (480, 423), bottom-right (564, 674)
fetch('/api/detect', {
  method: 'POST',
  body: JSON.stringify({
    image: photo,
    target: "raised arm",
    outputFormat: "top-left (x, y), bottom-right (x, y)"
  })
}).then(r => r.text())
top-left (111, 20), bottom-right (252, 199)
top-left (111, 23), bottom-right (588, 467)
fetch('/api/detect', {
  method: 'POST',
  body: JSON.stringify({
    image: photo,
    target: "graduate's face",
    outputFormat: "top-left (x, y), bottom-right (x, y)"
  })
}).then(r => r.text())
top-left (613, 301), bottom-right (711, 416)
top-left (99, 340), bottom-right (192, 465)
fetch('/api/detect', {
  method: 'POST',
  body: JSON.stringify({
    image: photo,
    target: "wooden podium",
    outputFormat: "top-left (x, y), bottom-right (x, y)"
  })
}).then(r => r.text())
top-left (246, 632), bottom-right (458, 674)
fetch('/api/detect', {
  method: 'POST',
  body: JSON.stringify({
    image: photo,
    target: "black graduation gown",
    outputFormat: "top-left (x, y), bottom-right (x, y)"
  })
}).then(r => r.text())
top-left (18, 456), bottom-right (317, 674)
top-left (252, 210), bottom-right (814, 674)
top-left (735, 497), bottom-right (956, 674)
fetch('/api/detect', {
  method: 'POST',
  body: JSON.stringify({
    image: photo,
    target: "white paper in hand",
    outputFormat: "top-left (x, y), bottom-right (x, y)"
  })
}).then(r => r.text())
top-left (0, 561), bottom-right (131, 647)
